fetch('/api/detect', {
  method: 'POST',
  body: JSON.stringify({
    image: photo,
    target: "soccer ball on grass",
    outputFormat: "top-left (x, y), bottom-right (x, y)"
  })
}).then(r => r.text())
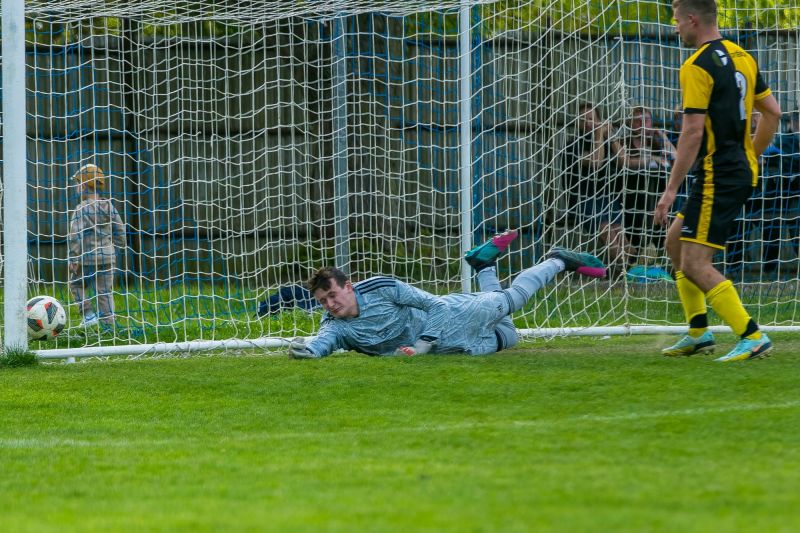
top-left (26, 296), bottom-right (67, 340)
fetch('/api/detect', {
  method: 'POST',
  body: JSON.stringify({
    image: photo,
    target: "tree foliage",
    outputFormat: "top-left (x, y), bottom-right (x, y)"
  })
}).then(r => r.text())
top-left (21, 1), bottom-right (800, 45)
top-left (717, 0), bottom-right (800, 30)
top-left (406, 1), bottom-right (799, 39)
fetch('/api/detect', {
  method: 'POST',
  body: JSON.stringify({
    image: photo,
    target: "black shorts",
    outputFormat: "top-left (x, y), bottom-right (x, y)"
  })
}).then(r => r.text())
top-left (678, 174), bottom-right (755, 249)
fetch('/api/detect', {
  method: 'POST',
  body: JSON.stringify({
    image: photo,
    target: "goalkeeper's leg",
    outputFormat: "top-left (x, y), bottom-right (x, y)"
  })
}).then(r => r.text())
top-left (499, 248), bottom-right (604, 314)
top-left (477, 266), bottom-right (518, 350)
top-left (476, 265), bottom-right (502, 292)
top-left (485, 258), bottom-right (564, 351)
top-left (502, 258), bottom-right (563, 314)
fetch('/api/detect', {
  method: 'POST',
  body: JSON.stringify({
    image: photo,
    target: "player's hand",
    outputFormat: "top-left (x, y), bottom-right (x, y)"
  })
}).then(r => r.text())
top-left (654, 189), bottom-right (676, 227)
top-left (288, 337), bottom-right (318, 359)
top-left (394, 339), bottom-right (433, 356)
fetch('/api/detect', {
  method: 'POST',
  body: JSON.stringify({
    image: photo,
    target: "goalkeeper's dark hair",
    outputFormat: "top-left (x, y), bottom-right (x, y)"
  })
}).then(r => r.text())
top-left (673, 0), bottom-right (717, 25)
top-left (307, 267), bottom-right (350, 293)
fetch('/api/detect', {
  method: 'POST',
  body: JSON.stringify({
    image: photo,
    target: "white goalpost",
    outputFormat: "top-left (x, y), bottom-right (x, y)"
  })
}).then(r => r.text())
top-left (4, 1), bottom-right (800, 360)
top-left (2, 0), bottom-right (29, 352)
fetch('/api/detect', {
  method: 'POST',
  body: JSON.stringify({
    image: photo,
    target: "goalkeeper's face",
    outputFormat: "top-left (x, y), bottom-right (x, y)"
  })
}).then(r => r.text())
top-left (313, 280), bottom-right (359, 318)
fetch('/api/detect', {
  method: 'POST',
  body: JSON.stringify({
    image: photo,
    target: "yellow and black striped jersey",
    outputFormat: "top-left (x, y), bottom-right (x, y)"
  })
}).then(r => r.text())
top-left (680, 39), bottom-right (771, 185)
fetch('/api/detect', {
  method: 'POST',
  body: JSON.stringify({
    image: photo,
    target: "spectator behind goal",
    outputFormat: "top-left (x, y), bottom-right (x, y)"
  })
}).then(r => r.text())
top-left (619, 106), bottom-right (676, 282)
top-left (563, 101), bottom-right (633, 274)
top-left (68, 163), bottom-right (126, 328)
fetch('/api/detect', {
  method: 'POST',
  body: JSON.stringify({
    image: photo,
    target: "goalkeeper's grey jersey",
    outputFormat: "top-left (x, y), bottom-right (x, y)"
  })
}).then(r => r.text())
top-left (306, 276), bottom-right (506, 357)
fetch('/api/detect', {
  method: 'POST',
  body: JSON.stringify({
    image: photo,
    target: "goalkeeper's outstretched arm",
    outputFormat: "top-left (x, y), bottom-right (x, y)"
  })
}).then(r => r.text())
top-left (288, 337), bottom-right (317, 359)
top-left (289, 321), bottom-right (342, 359)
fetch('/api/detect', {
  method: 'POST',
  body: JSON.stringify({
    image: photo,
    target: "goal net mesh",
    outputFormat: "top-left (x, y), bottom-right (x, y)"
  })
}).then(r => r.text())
top-left (8, 0), bottom-right (800, 355)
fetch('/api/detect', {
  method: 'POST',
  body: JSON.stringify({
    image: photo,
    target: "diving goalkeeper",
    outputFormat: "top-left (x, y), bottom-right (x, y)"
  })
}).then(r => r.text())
top-left (288, 231), bottom-right (606, 358)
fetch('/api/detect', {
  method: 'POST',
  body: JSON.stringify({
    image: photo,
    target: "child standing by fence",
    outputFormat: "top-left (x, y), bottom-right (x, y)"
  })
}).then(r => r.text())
top-left (68, 164), bottom-right (126, 328)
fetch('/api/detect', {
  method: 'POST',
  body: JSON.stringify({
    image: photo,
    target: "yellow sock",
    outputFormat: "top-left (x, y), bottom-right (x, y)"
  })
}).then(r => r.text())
top-left (705, 279), bottom-right (761, 339)
top-left (676, 271), bottom-right (707, 337)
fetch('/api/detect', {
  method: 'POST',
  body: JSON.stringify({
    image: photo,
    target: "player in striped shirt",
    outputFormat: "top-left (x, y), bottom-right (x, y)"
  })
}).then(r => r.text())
top-left (654, 0), bottom-right (781, 361)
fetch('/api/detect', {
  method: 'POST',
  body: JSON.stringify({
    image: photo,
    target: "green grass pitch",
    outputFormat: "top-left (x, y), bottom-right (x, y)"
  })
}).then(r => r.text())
top-left (2, 333), bottom-right (800, 531)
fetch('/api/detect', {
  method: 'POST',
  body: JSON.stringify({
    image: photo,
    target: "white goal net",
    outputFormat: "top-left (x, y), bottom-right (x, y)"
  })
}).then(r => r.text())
top-left (5, 0), bottom-right (800, 358)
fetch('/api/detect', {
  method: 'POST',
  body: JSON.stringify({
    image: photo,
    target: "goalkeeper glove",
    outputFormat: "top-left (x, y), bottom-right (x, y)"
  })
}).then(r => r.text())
top-left (288, 337), bottom-right (319, 359)
top-left (395, 338), bottom-right (434, 357)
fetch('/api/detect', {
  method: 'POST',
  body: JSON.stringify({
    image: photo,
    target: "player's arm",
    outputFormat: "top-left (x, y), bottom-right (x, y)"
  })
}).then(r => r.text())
top-left (618, 131), bottom-right (648, 170)
top-left (571, 128), bottom-right (605, 171)
top-left (752, 94), bottom-right (781, 158)
top-left (67, 208), bottom-right (84, 266)
top-left (294, 320), bottom-right (342, 359)
top-left (588, 125), bottom-right (609, 167)
top-left (391, 281), bottom-right (450, 352)
top-left (668, 113), bottom-right (704, 189)
top-left (656, 129), bottom-right (677, 163)
top-left (660, 62), bottom-right (709, 196)
top-left (608, 133), bottom-right (627, 167)
top-left (568, 137), bottom-right (594, 172)
top-left (111, 205), bottom-right (126, 249)
top-left (654, 112), bottom-right (704, 226)
top-left (67, 217), bottom-right (79, 251)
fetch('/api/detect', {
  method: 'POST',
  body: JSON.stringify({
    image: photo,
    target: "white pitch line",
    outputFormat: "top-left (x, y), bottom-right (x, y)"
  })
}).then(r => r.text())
top-left (529, 399), bottom-right (800, 425)
top-left (2, 401), bottom-right (799, 449)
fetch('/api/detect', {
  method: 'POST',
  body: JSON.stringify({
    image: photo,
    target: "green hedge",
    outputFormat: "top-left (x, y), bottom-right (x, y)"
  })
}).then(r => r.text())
top-left (22, 1), bottom-right (800, 46)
